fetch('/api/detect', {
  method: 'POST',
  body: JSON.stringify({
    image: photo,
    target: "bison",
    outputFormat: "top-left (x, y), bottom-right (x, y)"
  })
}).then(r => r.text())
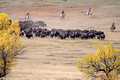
top-left (97, 34), bottom-right (105, 40)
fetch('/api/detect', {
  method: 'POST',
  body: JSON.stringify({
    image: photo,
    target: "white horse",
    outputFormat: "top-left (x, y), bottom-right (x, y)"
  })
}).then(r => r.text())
top-left (60, 13), bottom-right (65, 20)
top-left (25, 13), bottom-right (29, 20)
top-left (25, 15), bottom-right (29, 20)
top-left (87, 11), bottom-right (92, 16)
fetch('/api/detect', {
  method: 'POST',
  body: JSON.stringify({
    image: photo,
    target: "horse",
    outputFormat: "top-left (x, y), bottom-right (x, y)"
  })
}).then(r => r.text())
top-left (25, 12), bottom-right (29, 20)
top-left (87, 11), bottom-right (92, 16)
top-left (60, 13), bottom-right (65, 19)
top-left (60, 11), bottom-right (65, 20)
top-left (110, 22), bottom-right (116, 32)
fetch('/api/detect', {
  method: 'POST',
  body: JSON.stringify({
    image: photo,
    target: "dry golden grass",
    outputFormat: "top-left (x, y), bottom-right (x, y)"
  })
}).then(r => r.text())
top-left (5, 33), bottom-right (120, 80)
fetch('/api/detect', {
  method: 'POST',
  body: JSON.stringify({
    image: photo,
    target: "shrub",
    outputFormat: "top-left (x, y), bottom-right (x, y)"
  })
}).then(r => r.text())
top-left (0, 13), bottom-right (24, 78)
top-left (77, 42), bottom-right (120, 80)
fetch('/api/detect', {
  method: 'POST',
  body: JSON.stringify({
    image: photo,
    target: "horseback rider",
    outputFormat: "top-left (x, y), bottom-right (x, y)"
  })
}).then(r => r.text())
top-left (87, 8), bottom-right (92, 16)
top-left (60, 10), bottom-right (65, 19)
top-left (61, 11), bottom-right (64, 14)
top-left (110, 22), bottom-right (116, 32)
top-left (89, 8), bottom-right (91, 12)
top-left (25, 12), bottom-right (29, 20)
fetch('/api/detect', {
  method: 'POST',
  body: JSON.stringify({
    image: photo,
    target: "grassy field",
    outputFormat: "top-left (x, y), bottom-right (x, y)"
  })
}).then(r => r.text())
top-left (5, 34), bottom-right (120, 80)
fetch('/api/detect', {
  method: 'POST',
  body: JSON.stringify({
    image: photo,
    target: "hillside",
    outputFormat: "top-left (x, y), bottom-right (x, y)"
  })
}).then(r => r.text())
top-left (0, 0), bottom-right (120, 6)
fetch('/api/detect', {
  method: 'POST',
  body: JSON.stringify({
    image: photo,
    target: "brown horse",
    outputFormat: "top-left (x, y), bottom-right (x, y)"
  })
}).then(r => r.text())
top-left (110, 22), bottom-right (116, 32)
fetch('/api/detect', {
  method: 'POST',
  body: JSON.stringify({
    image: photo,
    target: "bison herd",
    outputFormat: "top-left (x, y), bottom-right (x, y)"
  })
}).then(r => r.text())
top-left (20, 28), bottom-right (105, 40)
top-left (19, 20), bottom-right (105, 40)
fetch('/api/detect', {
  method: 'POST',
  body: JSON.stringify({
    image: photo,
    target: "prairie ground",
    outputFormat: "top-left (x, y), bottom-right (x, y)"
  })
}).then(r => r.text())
top-left (0, 0), bottom-right (120, 80)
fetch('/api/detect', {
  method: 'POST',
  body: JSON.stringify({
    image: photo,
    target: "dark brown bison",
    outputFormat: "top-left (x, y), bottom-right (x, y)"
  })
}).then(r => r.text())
top-left (33, 29), bottom-right (37, 33)
top-left (35, 32), bottom-right (40, 37)
top-left (88, 33), bottom-right (95, 39)
top-left (96, 31), bottom-right (104, 35)
top-left (19, 31), bottom-right (24, 37)
top-left (82, 30), bottom-right (89, 33)
top-left (59, 33), bottom-right (67, 39)
top-left (89, 29), bottom-right (97, 35)
top-left (81, 33), bottom-right (89, 39)
top-left (26, 32), bottom-right (33, 38)
top-left (70, 33), bottom-right (75, 39)
top-left (41, 34), bottom-right (46, 38)
top-left (25, 30), bottom-right (33, 38)
top-left (97, 34), bottom-right (105, 40)
top-left (50, 33), bottom-right (54, 38)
